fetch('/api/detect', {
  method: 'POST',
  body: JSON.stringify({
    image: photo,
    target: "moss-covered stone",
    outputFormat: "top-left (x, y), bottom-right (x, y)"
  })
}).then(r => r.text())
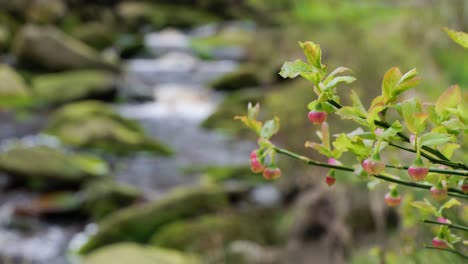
top-left (190, 29), bottom-right (253, 60)
top-left (70, 22), bottom-right (116, 51)
top-left (45, 101), bottom-right (172, 155)
top-left (202, 89), bottom-right (264, 135)
top-left (0, 64), bottom-right (30, 107)
top-left (83, 243), bottom-right (201, 264)
top-left (12, 25), bottom-right (116, 71)
top-left (210, 67), bottom-right (260, 91)
top-left (79, 186), bottom-right (229, 254)
top-left (32, 70), bottom-right (116, 105)
top-left (82, 180), bottom-right (140, 220)
top-left (149, 212), bottom-right (279, 253)
top-left (0, 144), bottom-right (108, 189)
top-left (116, 2), bottom-right (219, 30)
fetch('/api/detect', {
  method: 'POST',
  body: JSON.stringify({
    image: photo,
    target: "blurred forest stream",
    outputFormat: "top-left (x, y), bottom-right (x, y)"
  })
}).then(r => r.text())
top-left (0, 1), bottom-right (466, 264)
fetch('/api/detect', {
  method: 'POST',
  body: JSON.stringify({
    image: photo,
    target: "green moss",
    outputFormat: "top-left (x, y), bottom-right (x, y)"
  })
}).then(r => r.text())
top-left (0, 64), bottom-right (31, 108)
top-left (149, 212), bottom-right (281, 253)
top-left (190, 30), bottom-right (253, 60)
top-left (83, 243), bottom-right (201, 264)
top-left (79, 186), bottom-right (229, 254)
top-left (45, 101), bottom-right (172, 156)
top-left (70, 23), bottom-right (116, 51)
top-left (32, 70), bottom-right (115, 104)
top-left (210, 67), bottom-right (260, 91)
top-left (0, 144), bottom-right (107, 189)
top-left (201, 88), bottom-right (264, 136)
top-left (82, 180), bottom-right (140, 220)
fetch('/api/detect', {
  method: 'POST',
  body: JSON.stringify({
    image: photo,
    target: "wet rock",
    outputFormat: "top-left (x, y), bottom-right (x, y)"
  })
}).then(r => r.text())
top-left (83, 243), bottom-right (201, 264)
top-left (32, 70), bottom-right (116, 105)
top-left (70, 22), bottom-right (116, 51)
top-left (249, 185), bottom-right (282, 208)
top-left (210, 67), bottom-right (260, 91)
top-left (13, 192), bottom-right (82, 217)
top-left (81, 180), bottom-right (140, 220)
top-left (45, 101), bottom-right (172, 156)
top-left (78, 186), bottom-right (228, 253)
top-left (0, 143), bottom-right (108, 189)
top-left (12, 25), bottom-right (116, 71)
top-left (144, 29), bottom-right (190, 56)
top-left (202, 88), bottom-right (264, 135)
top-left (0, 64), bottom-right (30, 108)
top-left (149, 212), bottom-right (279, 254)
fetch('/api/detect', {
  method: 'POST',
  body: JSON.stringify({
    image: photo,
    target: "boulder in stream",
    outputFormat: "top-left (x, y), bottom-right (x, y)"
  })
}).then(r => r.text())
top-left (32, 70), bottom-right (116, 105)
top-left (0, 64), bottom-right (30, 107)
top-left (45, 101), bottom-right (173, 155)
top-left (83, 243), bottom-right (201, 264)
top-left (12, 25), bottom-right (117, 71)
top-left (0, 143), bottom-right (108, 189)
top-left (78, 186), bottom-right (228, 254)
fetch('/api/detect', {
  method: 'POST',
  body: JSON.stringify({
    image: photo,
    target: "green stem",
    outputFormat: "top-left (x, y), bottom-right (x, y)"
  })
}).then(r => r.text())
top-left (425, 246), bottom-right (468, 259)
top-left (388, 143), bottom-right (464, 169)
top-left (273, 146), bottom-right (468, 198)
top-left (327, 99), bottom-right (468, 170)
top-left (423, 220), bottom-right (468, 232)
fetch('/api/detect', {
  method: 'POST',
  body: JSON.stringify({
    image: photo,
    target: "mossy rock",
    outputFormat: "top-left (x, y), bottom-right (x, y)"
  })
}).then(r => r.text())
top-left (0, 144), bottom-right (108, 189)
top-left (45, 101), bottom-right (172, 155)
top-left (32, 70), bottom-right (116, 105)
top-left (12, 25), bottom-right (116, 71)
top-left (116, 2), bottom-right (219, 30)
top-left (149, 212), bottom-right (279, 253)
top-left (210, 67), bottom-right (260, 91)
top-left (83, 243), bottom-right (201, 264)
top-left (70, 22), bottom-right (116, 51)
top-left (202, 88), bottom-right (264, 136)
top-left (25, 0), bottom-right (67, 24)
top-left (82, 180), bottom-right (140, 220)
top-left (0, 64), bottom-right (31, 108)
top-left (79, 186), bottom-right (229, 254)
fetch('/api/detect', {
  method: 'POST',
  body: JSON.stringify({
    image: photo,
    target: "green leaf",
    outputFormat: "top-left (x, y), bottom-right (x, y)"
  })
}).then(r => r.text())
top-left (332, 133), bottom-right (370, 158)
top-left (439, 143), bottom-right (460, 159)
top-left (444, 27), bottom-right (468, 49)
top-left (411, 200), bottom-right (438, 216)
top-left (367, 179), bottom-right (381, 190)
top-left (382, 67), bottom-right (402, 101)
top-left (305, 141), bottom-right (331, 157)
top-left (442, 118), bottom-right (464, 133)
top-left (299, 41), bottom-right (323, 70)
top-left (381, 120), bottom-right (403, 139)
top-left (335, 107), bottom-right (369, 126)
top-left (350, 90), bottom-right (367, 117)
top-left (399, 98), bottom-right (424, 134)
top-left (247, 102), bottom-right (260, 120)
top-left (436, 85), bottom-right (462, 113)
top-left (260, 117), bottom-right (280, 139)
top-left (367, 95), bottom-right (386, 126)
top-left (324, 67), bottom-right (352, 83)
top-left (440, 198), bottom-right (461, 211)
top-left (420, 132), bottom-right (454, 147)
top-left (324, 76), bottom-right (356, 91)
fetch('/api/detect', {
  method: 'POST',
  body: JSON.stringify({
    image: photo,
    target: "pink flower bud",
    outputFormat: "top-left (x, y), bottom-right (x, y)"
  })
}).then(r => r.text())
top-left (384, 192), bottom-right (401, 207)
top-left (375, 128), bottom-right (384, 136)
top-left (308, 111), bottom-right (327, 125)
top-left (437, 217), bottom-right (449, 224)
top-left (250, 150), bottom-right (258, 160)
top-left (431, 237), bottom-right (448, 248)
top-left (262, 167), bottom-right (281, 180)
top-left (325, 175), bottom-right (336, 186)
top-left (430, 186), bottom-right (447, 200)
top-left (362, 158), bottom-right (385, 175)
top-left (408, 166), bottom-right (429, 181)
top-left (250, 158), bottom-right (264, 173)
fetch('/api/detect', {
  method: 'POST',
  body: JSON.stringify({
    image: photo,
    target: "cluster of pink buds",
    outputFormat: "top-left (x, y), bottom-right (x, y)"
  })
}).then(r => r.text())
top-left (250, 150), bottom-right (281, 180)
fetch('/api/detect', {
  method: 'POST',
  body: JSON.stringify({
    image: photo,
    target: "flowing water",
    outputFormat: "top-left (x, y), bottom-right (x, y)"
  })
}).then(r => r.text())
top-left (0, 24), bottom-right (256, 263)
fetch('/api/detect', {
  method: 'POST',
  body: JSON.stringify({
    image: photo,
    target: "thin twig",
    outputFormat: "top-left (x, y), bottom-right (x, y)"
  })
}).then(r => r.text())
top-left (273, 146), bottom-right (468, 198)
top-left (385, 164), bottom-right (468, 177)
top-left (423, 220), bottom-right (468, 232)
top-left (425, 246), bottom-right (468, 259)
